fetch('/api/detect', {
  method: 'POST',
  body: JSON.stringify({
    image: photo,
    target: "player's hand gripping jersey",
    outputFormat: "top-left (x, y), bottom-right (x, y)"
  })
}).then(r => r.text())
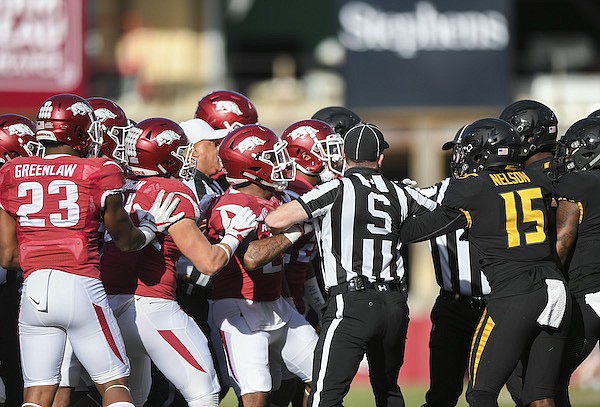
top-left (101, 176), bottom-right (199, 299)
top-left (0, 155), bottom-right (124, 279)
top-left (207, 187), bottom-right (284, 302)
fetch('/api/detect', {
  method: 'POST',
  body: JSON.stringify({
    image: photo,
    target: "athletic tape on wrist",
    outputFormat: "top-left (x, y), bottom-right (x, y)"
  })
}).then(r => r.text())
top-left (138, 225), bottom-right (156, 249)
top-left (220, 234), bottom-right (240, 256)
top-left (283, 225), bottom-right (302, 244)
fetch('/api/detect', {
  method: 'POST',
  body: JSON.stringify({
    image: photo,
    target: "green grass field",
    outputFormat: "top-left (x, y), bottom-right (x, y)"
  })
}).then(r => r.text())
top-left (219, 384), bottom-right (600, 406)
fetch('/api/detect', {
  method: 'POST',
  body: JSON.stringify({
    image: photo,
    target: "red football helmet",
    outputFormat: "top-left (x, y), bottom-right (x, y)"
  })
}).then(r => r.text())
top-left (219, 124), bottom-right (295, 192)
top-left (0, 114), bottom-right (44, 165)
top-left (124, 117), bottom-right (196, 180)
top-left (87, 97), bottom-right (133, 163)
top-left (194, 90), bottom-right (258, 132)
top-left (282, 119), bottom-right (344, 182)
top-left (35, 93), bottom-right (103, 157)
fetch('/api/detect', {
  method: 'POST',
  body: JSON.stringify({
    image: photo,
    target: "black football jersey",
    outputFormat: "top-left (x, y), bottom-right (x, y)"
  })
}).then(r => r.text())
top-left (440, 170), bottom-right (562, 298)
top-left (555, 170), bottom-right (600, 297)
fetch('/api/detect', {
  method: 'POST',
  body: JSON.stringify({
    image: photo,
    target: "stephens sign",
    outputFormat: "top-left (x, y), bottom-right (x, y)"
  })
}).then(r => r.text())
top-left (0, 0), bottom-right (86, 109)
top-left (338, 0), bottom-right (511, 107)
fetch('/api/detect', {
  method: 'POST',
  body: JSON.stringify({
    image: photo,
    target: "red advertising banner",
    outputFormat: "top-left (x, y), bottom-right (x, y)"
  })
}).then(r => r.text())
top-left (0, 0), bottom-right (86, 113)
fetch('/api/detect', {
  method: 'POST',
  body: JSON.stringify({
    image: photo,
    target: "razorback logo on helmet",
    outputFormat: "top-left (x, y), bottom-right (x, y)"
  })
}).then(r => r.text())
top-left (236, 135), bottom-right (266, 153)
top-left (289, 125), bottom-right (319, 141)
top-left (8, 123), bottom-right (34, 137)
top-left (94, 108), bottom-right (118, 122)
top-left (155, 130), bottom-right (182, 146)
top-left (67, 102), bottom-right (93, 116)
top-left (214, 100), bottom-right (243, 116)
top-left (38, 101), bottom-right (53, 119)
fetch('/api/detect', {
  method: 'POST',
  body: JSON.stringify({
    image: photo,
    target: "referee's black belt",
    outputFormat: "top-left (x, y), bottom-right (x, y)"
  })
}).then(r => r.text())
top-left (440, 290), bottom-right (487, 310)
top-left (329, 276), bottom-right (407, 296)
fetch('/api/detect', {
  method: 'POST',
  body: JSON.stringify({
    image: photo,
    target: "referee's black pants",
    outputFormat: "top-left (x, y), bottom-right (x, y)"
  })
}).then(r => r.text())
top-left (423, 293), bottom-right (484, 407)
top-left (308, 288), bottom-right (409, 407)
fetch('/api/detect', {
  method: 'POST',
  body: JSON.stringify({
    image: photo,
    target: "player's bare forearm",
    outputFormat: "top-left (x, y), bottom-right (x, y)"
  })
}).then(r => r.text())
top-left (266, 200), bottom-right (308, 231)
top-left (555, 200), bottom-right (579, 267)
top-left (103, 194), bottom-right (146, 251)
top-left (243, 234), bottom-right (293, 270)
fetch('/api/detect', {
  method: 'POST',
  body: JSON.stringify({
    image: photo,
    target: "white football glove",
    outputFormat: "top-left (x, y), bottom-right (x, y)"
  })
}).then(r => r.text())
top-left (135, 190), bottom-right (185, 235)
top-left (401, 177), bottom-right (418, 188)
top-left (219, 207), bottom-right (258, 258)
top-left (282, 221), bottom-right (314, 244)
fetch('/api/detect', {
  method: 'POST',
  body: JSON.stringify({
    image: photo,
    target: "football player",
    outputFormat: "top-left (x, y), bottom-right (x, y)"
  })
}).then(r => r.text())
top-left (207, 124), bottom-right (317, 407)
top-left (194, 90), bottom-right (258, 133)
top-left (553, 118), bottom-right (600, 406)
top-left (88, 97), bottom-right (134, 164)
top-left (0, 114), bottom-right (41, 407)
top-left (311, 106), bottom-right (362, 137)
top-left (99, 117), bottom-right (257, 406)
top-left (499, 99), bottom-right (560, 405)
top-left (0, 94), bottom-right (182, 407)
top-left (269, 119), bottom-right (343, 407)
top-left (399, 118), bottom-right (570, 407)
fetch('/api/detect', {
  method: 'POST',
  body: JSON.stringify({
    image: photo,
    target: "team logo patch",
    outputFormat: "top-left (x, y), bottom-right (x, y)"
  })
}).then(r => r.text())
top-left (214, 100), bottom-right (243, 116)
top-left (289, 126), bottom-right (318, 141)
top-left (94, 108), bottom-right (117, 122)
top-left (155, 130), bottom-right (182, 146)
top-left (236, 136), bottom-right (266, 153)
top-left (7, 123), bottom-right (34, 137)
top-left (67, 102), bottom-right (93, 116)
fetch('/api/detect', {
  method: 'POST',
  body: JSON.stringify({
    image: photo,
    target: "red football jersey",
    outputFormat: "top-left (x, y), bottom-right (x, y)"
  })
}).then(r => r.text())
top-left (0, 154), bottom-right (125, 280)
top-left (207, 187), bottom-right (284, 302)
top-left (283, 177), bottom-right (318, 313)
top-left (100, 176), bottom-right (199, 299)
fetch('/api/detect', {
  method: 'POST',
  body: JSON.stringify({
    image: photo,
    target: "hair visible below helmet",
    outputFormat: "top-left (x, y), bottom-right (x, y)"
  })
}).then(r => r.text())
top-left (124, 117), bottom-right (197, 180)
top-left (35, 93), bottom-right (103, 157)
top-left (455, 118), bottom-right (521, 176)
top-left (499, 99), bottom-right (558, 158)
top-left (87, 97), bottom-right (133, 163)
top-left (281, 119), bottom-right (344, 182)
top-left (311, 106), bottom-right (362, 137)
top-left (219, 124), bottom-right (295, 192)
top-left (0, 114), bottom-right (44, 165)
top-left (194, 90), bottom-right (258, 132)
top-left (555, 117), bottom-right (600, 175)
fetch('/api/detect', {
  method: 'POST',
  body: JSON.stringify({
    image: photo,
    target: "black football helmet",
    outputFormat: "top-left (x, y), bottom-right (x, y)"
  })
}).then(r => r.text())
top-left (555, 117), bottom-right (600, 174)
top-left (455, 118), bottom-right (521, 176)
top-left (499, 100), bottom-right (558, 158)
top-left (588, 109), bottom-right (600, 119)
top-left (311, 106), bottom-right (361, 137)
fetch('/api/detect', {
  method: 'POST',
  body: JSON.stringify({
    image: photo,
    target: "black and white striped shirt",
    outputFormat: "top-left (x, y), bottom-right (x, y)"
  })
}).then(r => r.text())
top-left (297, 167), bottom-right (438, 291)
top-left (419, 178), bottom-right (490, 297)
top-left (183, 171), bottom-right (225, 218)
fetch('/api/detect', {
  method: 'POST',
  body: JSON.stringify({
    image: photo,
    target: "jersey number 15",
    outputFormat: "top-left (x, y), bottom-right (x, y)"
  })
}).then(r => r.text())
top-left (499, 187), bottom-right (546, 248)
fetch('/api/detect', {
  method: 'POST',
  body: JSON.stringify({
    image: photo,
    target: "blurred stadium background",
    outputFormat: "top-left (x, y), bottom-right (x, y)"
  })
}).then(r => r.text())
top-left (2, 0), bottom-right (600, 404)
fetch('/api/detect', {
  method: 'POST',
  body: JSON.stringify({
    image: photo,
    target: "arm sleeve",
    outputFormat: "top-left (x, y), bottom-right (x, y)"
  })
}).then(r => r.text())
top-left (400, 206), bottom-right (467, 243)
top-left (297, 179), bottom-right (341, 219)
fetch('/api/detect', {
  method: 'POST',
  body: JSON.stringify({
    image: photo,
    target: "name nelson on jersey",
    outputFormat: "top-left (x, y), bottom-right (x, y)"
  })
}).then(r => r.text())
top-left (489, 171), bottom-right (530, 186)
top-left (14, 163), bottom-right (78, 178)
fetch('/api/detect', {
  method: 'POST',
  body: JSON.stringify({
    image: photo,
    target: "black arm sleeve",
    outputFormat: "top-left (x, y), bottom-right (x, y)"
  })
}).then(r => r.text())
top-left (400, 206), bottom-right (467, 243)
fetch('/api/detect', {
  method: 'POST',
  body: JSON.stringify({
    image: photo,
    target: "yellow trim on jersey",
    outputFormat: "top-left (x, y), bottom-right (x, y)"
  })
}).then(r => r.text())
top-left (471, 314), bottom-right (495, 386)
top-left (456, 173), bottom-right (479, 180)
top-left (556, 197), bottom-right (584, 225)
top-left (459, 209), bottom-right (472, 228)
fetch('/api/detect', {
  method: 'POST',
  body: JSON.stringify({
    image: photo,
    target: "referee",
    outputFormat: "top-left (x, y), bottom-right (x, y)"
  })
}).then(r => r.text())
top-left (419, 178), bottom-right (490, 407)
top-left (266, 123), bottom-right (445, 407)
